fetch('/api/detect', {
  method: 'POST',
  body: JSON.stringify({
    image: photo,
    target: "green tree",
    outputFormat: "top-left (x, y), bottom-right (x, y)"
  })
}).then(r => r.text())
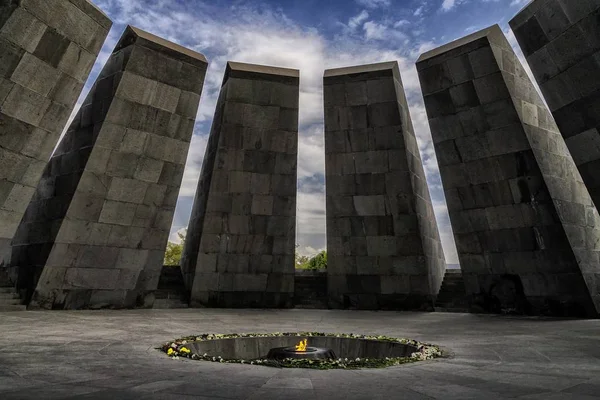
top-left (306, 250), bottom-right (327, 270)
top-left (163, 230), bottom-right (186, 266)
top-left (295, 250), bottom-right (327, 270)
top-left (295, 252), bottom-right (310, 269)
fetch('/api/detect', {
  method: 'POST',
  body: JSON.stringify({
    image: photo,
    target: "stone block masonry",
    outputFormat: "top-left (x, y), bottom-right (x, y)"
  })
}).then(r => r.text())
top-left (182, 62), bottom-right (299, 308)
top-left (417, 25), bottom-right (600, 317)
top-left (10, 26), bottom-right (208, 309)
top-left (510, 1), bottom-right (600, 209)
top-left (323, 62), bottom-right (446, 311)
top-left (0, 0), bottom-right (111, 274)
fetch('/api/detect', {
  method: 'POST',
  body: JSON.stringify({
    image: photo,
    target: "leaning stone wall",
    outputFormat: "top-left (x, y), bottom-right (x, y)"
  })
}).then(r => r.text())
top-left (510, 1), bottom-right (600, 208)
top-left (0, 0), bottom-right (111, 271)
top-left (11, 26), bottom-right (207, 309)
top-left (324, 62), bottom-right (446, 310)
top-left (417, 25), bottom-right (600, 317)
top-left (185, 62), bottom-right (299, 308)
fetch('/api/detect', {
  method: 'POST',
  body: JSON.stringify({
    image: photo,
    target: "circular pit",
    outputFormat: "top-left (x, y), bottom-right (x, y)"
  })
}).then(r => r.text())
top-left (161, 332), bottom-right (443, 369)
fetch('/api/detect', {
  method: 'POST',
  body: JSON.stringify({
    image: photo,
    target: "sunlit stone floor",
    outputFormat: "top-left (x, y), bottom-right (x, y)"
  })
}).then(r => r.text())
top-left (1, 309), bottom-right (600, 399)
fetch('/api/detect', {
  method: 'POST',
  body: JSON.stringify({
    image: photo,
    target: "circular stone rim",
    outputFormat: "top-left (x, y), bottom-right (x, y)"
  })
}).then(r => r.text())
top-left (160, 332), bottom-right (444, 369)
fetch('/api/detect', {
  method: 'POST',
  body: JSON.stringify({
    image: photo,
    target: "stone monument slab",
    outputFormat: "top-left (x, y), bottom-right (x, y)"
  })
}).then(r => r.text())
top-left (510, 1), bottom-right (600, 209)
top-left (417, 25), bottom-right (600, 317)
top-left (0, 0), bottom-right (111, 273)
top-left (181, 61), bottom-right (299, 308)
top-left (10, 26), bottom-right (208, 309)
top-left (324, 61), bottom-right (446, 310)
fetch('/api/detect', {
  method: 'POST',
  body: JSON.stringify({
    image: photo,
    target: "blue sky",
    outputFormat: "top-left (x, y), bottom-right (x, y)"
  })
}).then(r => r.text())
top-left (80, 0), bottom-right (532, 263)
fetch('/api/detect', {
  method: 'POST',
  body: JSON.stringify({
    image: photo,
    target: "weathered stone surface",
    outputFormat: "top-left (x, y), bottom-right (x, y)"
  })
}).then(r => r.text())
top-left (182, 62), bottom-right (299, 308)
top-left (324, 61), bottom-right (446, 311)
top-left (0, 0), bottom-right (111, 272)
top-left (417, 24), bottom-right (600, 317)
top-left (10, 26), bottom-right (207, 309)
top-left (510, 1), bottom-right (600, 210)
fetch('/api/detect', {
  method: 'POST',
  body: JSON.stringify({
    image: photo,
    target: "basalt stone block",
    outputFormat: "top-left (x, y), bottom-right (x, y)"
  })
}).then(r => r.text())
top-left (10, 26), bottom-right (208, 309)
top-left (324, 62), bottom-right (446, 311)
top-left (183, 62), bottom-right (299, 308)
top-left (510, 1), bottom-right (600, 211)
top-left (0, 0), bottom-right (111, 272)
top-left (417, 24), bottom-right (600, 317)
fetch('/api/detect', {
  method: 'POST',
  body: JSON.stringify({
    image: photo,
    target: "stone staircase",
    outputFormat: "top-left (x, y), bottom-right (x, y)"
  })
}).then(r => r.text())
top-left (0, 269), bottom-right (25, 311)
top-left (435, 269), bottom-right (469, 313)
top-left (294, 270), bottom-right (328, 309)
top-left (153, 266), bottom-right (189, 309)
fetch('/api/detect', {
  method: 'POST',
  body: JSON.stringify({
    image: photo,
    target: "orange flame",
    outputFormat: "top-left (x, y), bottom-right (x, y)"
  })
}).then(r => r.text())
top-left (295, 339), bottom-right (308, 352)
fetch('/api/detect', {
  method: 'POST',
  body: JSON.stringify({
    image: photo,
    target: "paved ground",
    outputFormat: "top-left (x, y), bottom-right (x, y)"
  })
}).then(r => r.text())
top-left (1, 309), bottom-right (600, 399)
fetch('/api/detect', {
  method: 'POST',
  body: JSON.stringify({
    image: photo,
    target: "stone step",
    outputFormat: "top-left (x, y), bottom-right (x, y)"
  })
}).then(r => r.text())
top-left (0, 305), bottom-right (26, 312)
top-left (155, 292), bottom-right (187, 300)
top-left (0, 292), bottom-right (19, 300)
top-left (436, 301), bottom-right (469, 307)
top-left (153, 299), bottom-right (189, 309)
top-left (156, 285), bottom-right (185, 290)
top-left (439, 288), bottom-right (464, 292)
top-left (436, 297), bottom-right (467, 303)
top-left (0, 298), bottom-right (22, 306)
top-left (295, 304), bottom-right (328, 309)
top-left (295, 285), bottom-right (327, 290)
top-left (434, 307), bottom-right (469, 313)
top-left (294, 287), bottom-right (327, 292)
top-left (437, 290), bottom-right (466, 296)
top-left (438, 287), bottom-right (465, 292)
top-left (440, 281), bottom-right (464, 286)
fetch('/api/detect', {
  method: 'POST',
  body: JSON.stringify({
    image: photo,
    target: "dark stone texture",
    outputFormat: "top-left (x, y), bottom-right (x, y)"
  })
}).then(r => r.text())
top-left (10, 25), bottom-right (207, 309)
top-left (182, 61), bottom-right (299, 308)
top-left (324, 61), bottom-right (446, 311)
top-left (0, 0), bottom-right (111, 269)
top-left (510, 1), bottom-right (600, 215)
top-left (417, 24), bottom-right (600, 317)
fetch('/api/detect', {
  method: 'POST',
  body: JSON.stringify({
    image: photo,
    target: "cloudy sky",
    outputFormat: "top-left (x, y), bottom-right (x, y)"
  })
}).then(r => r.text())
top-left (84, 0), bottom-right (532, 263)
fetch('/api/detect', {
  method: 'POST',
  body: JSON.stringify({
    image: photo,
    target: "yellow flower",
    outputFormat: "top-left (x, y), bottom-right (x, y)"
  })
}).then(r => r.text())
top-left (167, 348), bottom-right (175, 356)
top-left (180, 348), bottom-right (191, 354)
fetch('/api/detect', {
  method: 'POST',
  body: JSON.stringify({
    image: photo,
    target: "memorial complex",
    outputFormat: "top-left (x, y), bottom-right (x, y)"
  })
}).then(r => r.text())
top-left (2, 0), bottom-right (600, 398)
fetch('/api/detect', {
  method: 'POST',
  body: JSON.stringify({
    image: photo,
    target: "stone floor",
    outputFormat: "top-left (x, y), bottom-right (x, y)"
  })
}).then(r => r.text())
top-left (1, 309), bottom-right (600, 399)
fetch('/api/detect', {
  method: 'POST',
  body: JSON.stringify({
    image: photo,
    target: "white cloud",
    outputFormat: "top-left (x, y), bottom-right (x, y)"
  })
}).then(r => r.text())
top-left (363, 21), bottom-right (388, 40)
top-left (394, 19), bottom-right (411, 28)
top-left (510, 0), bottom-right (530, 6)
top-left (348, 10), bottom-right (370, 30)
top-left (441, 0), bottom-right (456, 11)
top-left (355, 0), bottom-right (391, 8)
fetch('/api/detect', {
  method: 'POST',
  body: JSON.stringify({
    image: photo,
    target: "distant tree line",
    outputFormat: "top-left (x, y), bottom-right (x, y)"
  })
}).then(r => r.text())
top-left (164, 231), bottom-right (327, 271)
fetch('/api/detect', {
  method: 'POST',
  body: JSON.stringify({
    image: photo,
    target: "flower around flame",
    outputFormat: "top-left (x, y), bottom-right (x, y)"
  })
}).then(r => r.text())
top-left (295, 339), bottom-right (308, 352)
